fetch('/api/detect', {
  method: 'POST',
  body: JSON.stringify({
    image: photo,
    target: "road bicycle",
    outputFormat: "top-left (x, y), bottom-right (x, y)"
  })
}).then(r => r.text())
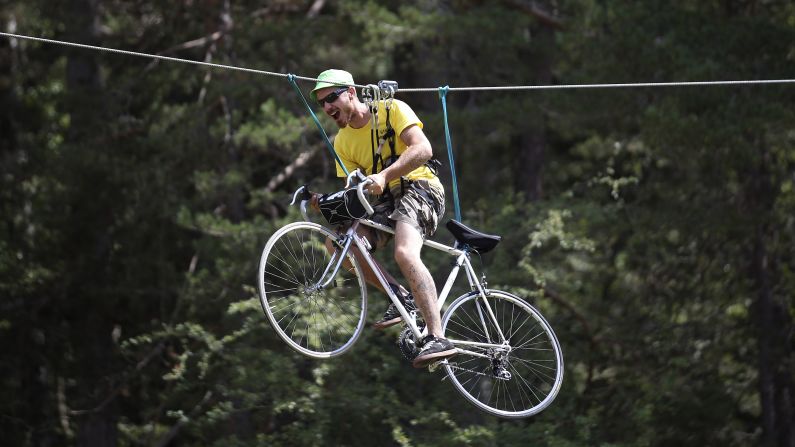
top-left (257, 172), bottom-right (564, 418)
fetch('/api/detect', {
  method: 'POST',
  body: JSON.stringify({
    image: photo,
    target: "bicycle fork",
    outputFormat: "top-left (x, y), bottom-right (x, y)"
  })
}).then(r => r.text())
top-left (310, 233), bottom-right (354, 292)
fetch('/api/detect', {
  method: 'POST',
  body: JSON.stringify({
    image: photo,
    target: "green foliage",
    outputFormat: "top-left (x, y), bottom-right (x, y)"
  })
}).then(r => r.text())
top-left (1, 1), bottom-right (793, 446)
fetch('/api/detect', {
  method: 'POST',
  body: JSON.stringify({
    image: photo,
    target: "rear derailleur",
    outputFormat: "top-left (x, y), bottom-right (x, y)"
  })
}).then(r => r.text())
top-left (491, 349), bottom-right (512, 380)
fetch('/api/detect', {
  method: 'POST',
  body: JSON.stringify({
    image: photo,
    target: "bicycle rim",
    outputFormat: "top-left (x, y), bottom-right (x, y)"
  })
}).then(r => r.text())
top-left (442, 290), bottom-right (564, 418)
top-left (258, 222), bottom-right (367, 358)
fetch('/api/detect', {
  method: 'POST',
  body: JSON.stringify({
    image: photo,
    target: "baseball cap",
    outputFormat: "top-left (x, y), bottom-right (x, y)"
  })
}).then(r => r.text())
top-left (310, 69), bottom-right (355, 101)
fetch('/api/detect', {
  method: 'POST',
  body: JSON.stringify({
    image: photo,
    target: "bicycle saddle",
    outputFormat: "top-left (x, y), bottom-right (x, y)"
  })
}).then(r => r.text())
top-left (445, 220), bottom-right (502, 253)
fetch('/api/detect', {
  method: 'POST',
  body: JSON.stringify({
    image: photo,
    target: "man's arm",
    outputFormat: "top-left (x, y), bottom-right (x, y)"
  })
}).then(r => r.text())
top-left (367, 124), bottom-right (432, 195)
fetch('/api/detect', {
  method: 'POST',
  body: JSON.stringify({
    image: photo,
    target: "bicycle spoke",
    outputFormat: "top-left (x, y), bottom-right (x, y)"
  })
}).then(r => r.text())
top-left (261, 284), bottom-right (300, 295)
top-left (271, 299), bottom-right (302, 317)
top-left (447, 303), bottom-right (488, 341)
top-left (510, 357), bottom-right (558, 381)
top-left (264, 252), bottom-right (303, 286)
top-left (509, 361), bottom-right (543, 403)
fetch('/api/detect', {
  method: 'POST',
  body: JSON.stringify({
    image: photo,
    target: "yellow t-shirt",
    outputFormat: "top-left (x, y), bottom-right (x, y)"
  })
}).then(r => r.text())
top-left (334, 99), bottom-right (442, 190)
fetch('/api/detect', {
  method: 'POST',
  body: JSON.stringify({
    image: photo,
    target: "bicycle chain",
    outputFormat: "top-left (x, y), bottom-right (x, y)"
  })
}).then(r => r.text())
top-left (438, 361), bottom-right (490, 377)
top-left (431, 361), bottom-right (500, 380)
top-left (434, 360), bottom-right (512, 381)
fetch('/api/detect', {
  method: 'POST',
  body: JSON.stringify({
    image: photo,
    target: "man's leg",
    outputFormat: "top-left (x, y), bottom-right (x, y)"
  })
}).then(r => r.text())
top-left (393, 221), bottom-right (456, 367)
top-left (324, 229), bottom-right (409, 296)
top-left (325, 229), bottom-right (414, 329)
top-left (393, 221), bottom-right (442, 337)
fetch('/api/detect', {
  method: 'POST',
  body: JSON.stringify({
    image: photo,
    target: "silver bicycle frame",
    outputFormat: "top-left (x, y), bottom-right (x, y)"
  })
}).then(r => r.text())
top-left (299, 176), bottom-right (508, 356)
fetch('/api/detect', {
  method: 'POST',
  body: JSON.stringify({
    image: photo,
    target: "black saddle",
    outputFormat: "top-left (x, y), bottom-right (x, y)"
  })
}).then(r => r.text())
top-left (445, 220), bottom-right (502, 253)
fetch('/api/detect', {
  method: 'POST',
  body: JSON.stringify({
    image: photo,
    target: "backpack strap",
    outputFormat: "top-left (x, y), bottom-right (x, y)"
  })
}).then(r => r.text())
top-left (370, 105), bottom-right (395, 176)
top-left (371, 101), bottom-right (442, 198)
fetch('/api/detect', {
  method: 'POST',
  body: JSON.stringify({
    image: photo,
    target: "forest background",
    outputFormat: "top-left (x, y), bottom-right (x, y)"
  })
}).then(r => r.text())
top-left (1, 1), bottom-right (794, 446)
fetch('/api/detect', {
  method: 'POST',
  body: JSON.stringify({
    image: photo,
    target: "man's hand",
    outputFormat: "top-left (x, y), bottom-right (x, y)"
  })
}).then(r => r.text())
top-left (367, 172), bottom-right (387, 195)
top-left (310, 193), bottom-right (320, 212)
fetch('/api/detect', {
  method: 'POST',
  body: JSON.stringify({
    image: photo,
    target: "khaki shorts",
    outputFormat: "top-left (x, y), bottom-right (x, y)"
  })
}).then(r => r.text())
top-left (342, 179), bottom-right (445, 250)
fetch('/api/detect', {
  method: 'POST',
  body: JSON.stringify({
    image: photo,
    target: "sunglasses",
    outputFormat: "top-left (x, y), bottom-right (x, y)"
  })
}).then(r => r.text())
top-left (317, 87), bottom-right (349, 106)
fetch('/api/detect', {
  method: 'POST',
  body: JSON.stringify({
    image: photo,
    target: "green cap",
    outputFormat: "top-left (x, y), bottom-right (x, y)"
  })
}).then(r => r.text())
top-left (310, 69), bottom-right (355, 101)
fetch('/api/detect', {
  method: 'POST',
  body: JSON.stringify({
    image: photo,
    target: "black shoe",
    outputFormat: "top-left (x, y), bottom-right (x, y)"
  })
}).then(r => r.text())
top-left (413, 335), bottom-right (457, 368)
top-left (372, 286), bottom-right (416, 330)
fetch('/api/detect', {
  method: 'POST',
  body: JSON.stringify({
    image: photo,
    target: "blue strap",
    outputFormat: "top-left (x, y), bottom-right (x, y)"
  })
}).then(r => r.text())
top-left (287, 74), bottom-right (349, 176)
top-left (439, 86), bottom-right (462, 222)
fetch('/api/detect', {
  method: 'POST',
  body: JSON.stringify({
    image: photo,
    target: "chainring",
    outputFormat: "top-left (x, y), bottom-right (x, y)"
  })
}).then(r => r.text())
top-left (397, 326), bottom-right (419, 361)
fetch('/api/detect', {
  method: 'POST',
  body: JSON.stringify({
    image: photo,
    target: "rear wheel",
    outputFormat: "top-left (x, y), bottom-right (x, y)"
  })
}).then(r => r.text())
top-left (258, 222), bottom-right (367, 358)
top-left (442, 289), bottom-right (564, 418)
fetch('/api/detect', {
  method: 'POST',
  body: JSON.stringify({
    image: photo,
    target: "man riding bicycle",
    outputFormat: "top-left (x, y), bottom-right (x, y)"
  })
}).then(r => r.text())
top-left (309, 69), bottom-right (456, 368)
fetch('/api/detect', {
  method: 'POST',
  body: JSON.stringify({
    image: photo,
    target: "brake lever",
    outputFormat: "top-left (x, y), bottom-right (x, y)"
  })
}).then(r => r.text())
top-left (356, 179), bottom-right (375, 216)
top-left (289, 185), bottom-right (313, 221)
top-left (290, 185), bottom-right (311, 206)
top-left (345, 169), bottom-right (369, 188)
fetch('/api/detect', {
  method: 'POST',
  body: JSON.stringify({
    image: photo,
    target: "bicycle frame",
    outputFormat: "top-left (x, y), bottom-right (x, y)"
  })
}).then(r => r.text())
top-left (306, 211), bottom-right (508, 361)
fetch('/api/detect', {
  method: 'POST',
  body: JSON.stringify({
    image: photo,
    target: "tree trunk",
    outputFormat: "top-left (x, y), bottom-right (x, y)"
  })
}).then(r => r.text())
top-left (76, 407), bottom-right (118, 447)
top-left (749, 146), bottom-right (795, 447)
top-left (63, 1), bottom-right (119, 446)
top-left (0, 15), bottom-right (16, 154)
top-left (65, 0), bottom-right (102, 138)
top-left (753, 226), bottom-right (795, 447)
top-left (514, 131), bottom-right (545, 201)
top-left (513, 24), bottom-right (553, 201)
top-left (203, 0), bottom-right (244, 223)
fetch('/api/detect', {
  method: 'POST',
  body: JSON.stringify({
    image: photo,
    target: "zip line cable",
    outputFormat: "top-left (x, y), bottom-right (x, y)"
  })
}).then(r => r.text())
top-left (0, 32), bottom-right (325, 85)
top-left (5, 31), bottom-right (795, 222)
top-left (399, 79), bottom-right (795, 92)
top-left (3, 31), bottom-right (795, 92)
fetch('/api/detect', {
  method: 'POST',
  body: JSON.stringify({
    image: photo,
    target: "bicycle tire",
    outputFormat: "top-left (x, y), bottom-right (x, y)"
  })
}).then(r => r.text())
top-left (442, 289), bottom-right (564, 418)
top-left (258, 222), bottom-right (367, 358)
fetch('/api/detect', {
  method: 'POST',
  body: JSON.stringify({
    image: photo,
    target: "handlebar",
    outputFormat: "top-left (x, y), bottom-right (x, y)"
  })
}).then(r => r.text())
top-left (346, 169), bottom-right (375, 216)
top-left (356, 179), bottom-right (375, 216)
top-left (289, 169), bottom-right (376, 222)
top-left (289, 185), bottom-right (311, 205)
top-left (290, 185), bottom-right (311, 221)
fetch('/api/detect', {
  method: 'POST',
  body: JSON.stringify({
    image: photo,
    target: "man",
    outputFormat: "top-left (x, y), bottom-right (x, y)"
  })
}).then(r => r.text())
top-left (310, 69), bottom-right (456, 368)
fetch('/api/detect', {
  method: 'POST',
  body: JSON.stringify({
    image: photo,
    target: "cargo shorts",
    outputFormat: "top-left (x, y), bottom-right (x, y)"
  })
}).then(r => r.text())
top-left (346, 179), bottom-right (445, 250)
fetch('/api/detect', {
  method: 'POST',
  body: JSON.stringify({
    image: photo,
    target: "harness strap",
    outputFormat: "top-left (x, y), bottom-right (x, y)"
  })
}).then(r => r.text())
top-left (368, 99), bottom-right (401, 200)
top-left (369, 93), bottom-right (442, 201)
top-left (438, 86), bottom-right (462, 222)
top-left (370, 104), bottom-right (395, 176)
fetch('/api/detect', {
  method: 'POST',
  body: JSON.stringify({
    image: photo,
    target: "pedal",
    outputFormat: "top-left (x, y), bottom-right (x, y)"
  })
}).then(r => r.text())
top-left (427, 359), bottom-right (449, 373)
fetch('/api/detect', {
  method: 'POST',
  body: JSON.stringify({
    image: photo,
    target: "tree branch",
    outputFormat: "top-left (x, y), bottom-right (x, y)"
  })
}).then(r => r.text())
top-left (158, 31), bottom-right (225, 55)
top-left (264, 146), bottom-right (321, 194)
top-left (306, 0), bottom-right (326, 18)
top-left (501, 0), bottom-right (565, 30)
top-left (542, 286), bottom-right (598, 388)
top-left (68, 342), bottom-right (165, 416)
top-left (153, 391), bottom-right (214, 447)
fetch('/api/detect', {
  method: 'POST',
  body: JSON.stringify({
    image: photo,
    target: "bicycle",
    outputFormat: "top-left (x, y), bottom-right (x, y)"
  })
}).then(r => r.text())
top-left (257, 171), bottom-right (564, 418)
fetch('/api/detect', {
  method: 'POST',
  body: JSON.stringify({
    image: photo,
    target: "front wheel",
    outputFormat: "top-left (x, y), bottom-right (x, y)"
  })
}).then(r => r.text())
top-left (258, 222), bottom-right (367, 358)
top-left (442, 290), bottom-right (564, 418)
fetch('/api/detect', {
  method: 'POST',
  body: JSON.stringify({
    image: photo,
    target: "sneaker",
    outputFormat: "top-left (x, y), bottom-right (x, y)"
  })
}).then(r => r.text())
top-left (413, 335), bottom-right (457, 368)
top-left (372, 285), bottom-right (416, 330)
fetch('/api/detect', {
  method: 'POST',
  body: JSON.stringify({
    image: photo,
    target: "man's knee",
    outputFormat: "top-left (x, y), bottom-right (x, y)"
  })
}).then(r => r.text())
top-left (326, 236), bottom-right (357, 273)
top-left (394, 244), bottom-right (420, 270)
top-left (393, 221), bottom-right (423, 269)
